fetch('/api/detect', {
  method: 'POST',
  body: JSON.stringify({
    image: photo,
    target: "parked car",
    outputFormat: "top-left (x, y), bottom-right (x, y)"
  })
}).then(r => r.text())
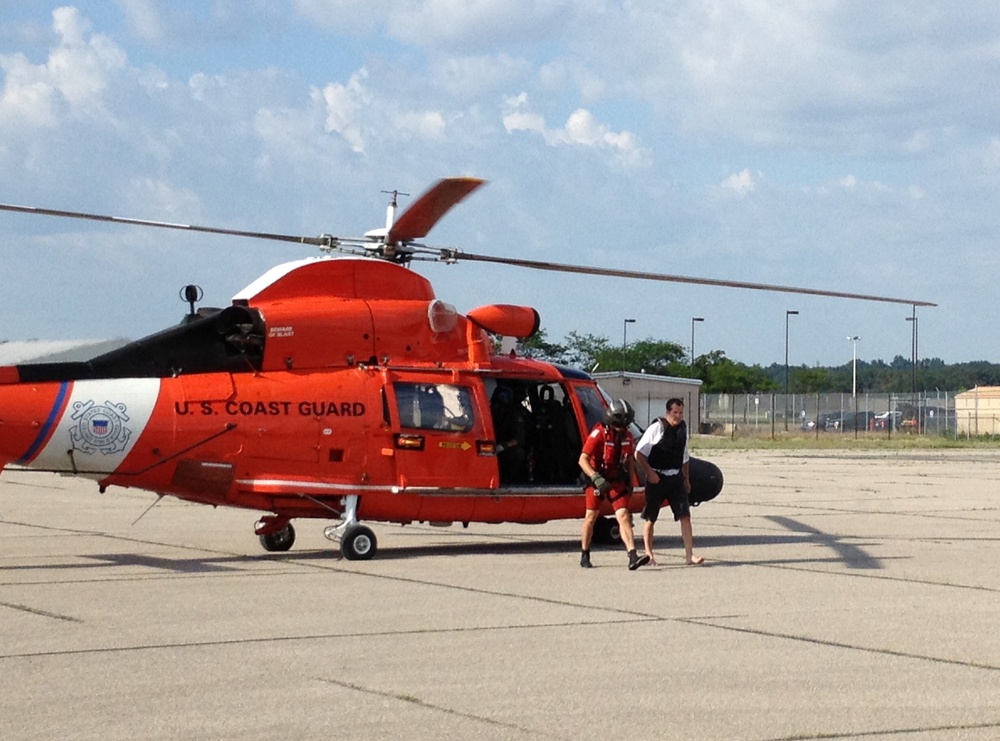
top-left (807, 411), bottom-right (876, 431)
top-left (822, 411), bottom-right (848, 430)
top-left (837, 411), bottom-right (876, 431)
top-left (801, 411), bottom-right (843, 431)
top-left (873, 411), bottom-right (902, 431)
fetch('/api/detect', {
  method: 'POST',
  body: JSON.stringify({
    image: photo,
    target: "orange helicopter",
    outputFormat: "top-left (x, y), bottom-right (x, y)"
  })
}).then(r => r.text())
top-left (0, 178), bottom-right (935, 559)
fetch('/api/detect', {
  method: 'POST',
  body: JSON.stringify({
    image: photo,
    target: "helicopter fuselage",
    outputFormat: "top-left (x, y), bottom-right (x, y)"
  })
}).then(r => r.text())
top-left (0, 257), bottom-right (723, 557)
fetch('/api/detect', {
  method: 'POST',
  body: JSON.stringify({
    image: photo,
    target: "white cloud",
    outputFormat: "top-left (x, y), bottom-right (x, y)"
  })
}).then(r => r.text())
top-left (118, 0), bottom-right (167, 43)
top-left (0, 7), bottom-right (126, 127)
top-left (502, 107), bottom-right (546, 135)
top-left (47, 7), bottom-right (126, 109)
top-left (4, 3), bottom-right (1000, 366)
top-left (293, 0), bottom-right (381, 34)
top-left (0, 52), bottom-right (57, 126)
top-left (721, 169), bottom-right (757, 194)
top-left (395, 110), bottom-right (446, 139)
top-left (502, 93), bottom-right (649, 167)
top-left (319, 69), bottom-right (370, 153)
top-left (314, 68), bottom-right (458, 152)
top-left (573, 2), bottom-right (1000, 158)
top-left (428, 54), bottom-right (529, 99)
top-left (295, 0), bottom-right (582, 48)
top-left (984, 138), bottom-right (1000, 171)
top-left (121, 177), bottom-right (203, 218)
top-left (904, 129), bottom-right (933, 153)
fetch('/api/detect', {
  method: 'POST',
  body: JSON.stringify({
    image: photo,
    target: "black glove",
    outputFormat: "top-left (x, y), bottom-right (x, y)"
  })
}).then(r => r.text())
top-left (591, 474), bottom-right (612, 496)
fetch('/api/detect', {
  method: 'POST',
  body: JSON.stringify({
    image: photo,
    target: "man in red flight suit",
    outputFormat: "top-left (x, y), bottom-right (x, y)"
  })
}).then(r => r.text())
top-left (578, 399), bottom-right (650, 570)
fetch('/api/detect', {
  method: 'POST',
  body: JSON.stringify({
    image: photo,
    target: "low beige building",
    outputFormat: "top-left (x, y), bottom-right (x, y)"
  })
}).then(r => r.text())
top-left (955, 386), bottom-right (1000, 436)
top-left (592, 371), bottom-right (703, 431)
top-left (0, 339), bottom-right (127, 365)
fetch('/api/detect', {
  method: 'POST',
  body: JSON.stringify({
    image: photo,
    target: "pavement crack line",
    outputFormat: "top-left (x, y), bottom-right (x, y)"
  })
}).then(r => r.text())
top-left (760, 719), bottom-right (1000, 740)
top-left (676, 616), bottom-right (1000, 674)
top-left (0, 616), bottom-right (663, 662)
top-left (707, 553), bottom-right (1000, 595)
top-left (6, 559), bottom-right (998, 677)
top-left (0, 600), bottom-right (83, 623)
top-left (312, 676), bottom-right (565, 739)
top-left (9, 605), bottom-right (998, 680)
top-left (7, 517), bottom-right (1000, 678)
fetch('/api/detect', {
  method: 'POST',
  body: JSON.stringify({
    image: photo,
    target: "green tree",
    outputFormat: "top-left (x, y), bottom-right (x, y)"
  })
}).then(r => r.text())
top-left (789, 366), bottom-right (832, 393)
top-left (515, 328), bottom-right (569, 364)
top-left (556, 333), bottom-right (687, 375)
top-left (563, 331), bottom-right (613, 371)
top-left (699, 350), bottom-right (778, 393)
top-left (514, 327), bottom-right (1000, 394)
top-left (610, 338), bottom-right (687, 376)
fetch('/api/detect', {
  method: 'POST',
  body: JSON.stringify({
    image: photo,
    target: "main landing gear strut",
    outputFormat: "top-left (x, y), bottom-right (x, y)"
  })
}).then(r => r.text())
top-left (323, 495), bottom-right (378, 560)
top-left (254, 495), bottom-right (378, 560)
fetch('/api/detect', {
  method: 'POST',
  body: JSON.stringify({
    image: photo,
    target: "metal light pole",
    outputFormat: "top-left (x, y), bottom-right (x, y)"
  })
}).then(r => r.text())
top-left (690, 317), bottom-right (704, 368)
top-left (784, 310), bottom-right (798, 430)
top-left (847, 335), bottom-right (861, 398)
top-left (906, 310), bottom-right (919, 432)
top-left (622, 318), bottom-right (635, 374)
top-left (906, 310), bottom-right (918, 394)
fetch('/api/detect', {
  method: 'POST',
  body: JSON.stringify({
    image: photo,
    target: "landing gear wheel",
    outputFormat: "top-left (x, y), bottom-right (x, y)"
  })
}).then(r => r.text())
top-left (341, 525), bottom-right (377, 561)
top-left (593, 516), bottom-right (622, 546)
top-left (606, 518), bottom-right (622, 545)
top-left (259, 523), bottom-right (296, 552)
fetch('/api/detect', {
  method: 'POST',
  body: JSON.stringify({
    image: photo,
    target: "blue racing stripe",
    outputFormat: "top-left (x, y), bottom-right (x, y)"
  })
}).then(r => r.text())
top-left (16, 380), bottom-right (71, 465)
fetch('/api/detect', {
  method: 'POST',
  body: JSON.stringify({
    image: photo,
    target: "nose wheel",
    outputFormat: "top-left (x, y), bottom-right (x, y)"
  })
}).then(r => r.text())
top-left (258, 523), bottom-right (296, 552)
top-left (255, 516), bottom-right (296, 552)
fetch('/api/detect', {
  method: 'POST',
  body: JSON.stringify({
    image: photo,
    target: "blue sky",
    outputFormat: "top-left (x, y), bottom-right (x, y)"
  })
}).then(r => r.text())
top-left (1, 2), bottom-right (999, 368)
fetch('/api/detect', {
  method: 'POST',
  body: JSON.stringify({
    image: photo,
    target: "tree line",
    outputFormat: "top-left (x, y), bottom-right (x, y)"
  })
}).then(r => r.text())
top-left (516, 330), bottom-right (1000, 394)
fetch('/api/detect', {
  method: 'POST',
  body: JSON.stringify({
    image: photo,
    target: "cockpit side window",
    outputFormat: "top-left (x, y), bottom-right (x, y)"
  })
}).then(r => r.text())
top-left (393, 382), bottom-right (474, 432)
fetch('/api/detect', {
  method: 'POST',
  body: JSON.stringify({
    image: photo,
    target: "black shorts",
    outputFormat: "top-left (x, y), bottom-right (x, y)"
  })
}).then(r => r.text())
top-left (642, 472), bottom-right (691, 523)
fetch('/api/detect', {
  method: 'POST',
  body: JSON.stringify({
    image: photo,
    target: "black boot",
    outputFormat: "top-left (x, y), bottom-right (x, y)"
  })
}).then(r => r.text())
top-left (580, 550), bottom-right (593, 568)
top-left (628, 549), bottom-right (650, 571)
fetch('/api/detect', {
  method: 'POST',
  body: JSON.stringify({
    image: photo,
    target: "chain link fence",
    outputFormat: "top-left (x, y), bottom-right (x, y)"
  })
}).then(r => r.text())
top-left (697, 391), bottom-right (973, 439)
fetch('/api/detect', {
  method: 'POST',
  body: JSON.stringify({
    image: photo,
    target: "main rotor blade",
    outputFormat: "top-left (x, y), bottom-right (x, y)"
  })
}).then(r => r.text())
top-left (455, 251), bottom-right (937, 307)
top-left (387, 177), bottom-right (486, 244)
top-left (0, 202), bottom-right (332, 247)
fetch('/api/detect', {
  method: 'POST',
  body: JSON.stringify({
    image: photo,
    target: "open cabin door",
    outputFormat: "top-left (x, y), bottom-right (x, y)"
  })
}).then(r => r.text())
top-left (383, 373), bottom-right (494, 489)
top-left (485, 378), bottom-right (585, 488)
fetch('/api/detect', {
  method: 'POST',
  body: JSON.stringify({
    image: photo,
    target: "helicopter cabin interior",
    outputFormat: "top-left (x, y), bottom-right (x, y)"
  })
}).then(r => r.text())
top-left (485, 376), bottom-right (607, 487)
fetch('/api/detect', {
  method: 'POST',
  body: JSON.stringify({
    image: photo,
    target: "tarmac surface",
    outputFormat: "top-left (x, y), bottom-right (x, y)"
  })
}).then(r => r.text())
top-left (2, 448), bottom-right (1000, 740)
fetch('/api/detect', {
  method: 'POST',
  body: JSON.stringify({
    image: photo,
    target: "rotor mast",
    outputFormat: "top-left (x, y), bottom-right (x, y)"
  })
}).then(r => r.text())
top-left (381, 189), bottom-right (410, 233)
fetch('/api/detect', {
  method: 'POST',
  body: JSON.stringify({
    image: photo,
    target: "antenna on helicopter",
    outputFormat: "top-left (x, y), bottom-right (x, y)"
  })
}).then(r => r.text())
top-left (180, 284), bottom-right (204, 324)
top-left (380, 189), bottom-right (410, 233)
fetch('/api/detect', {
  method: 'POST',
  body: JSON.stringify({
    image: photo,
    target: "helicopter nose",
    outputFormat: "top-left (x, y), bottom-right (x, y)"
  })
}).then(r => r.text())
top-left (0, 374), bottom-right (72, 468)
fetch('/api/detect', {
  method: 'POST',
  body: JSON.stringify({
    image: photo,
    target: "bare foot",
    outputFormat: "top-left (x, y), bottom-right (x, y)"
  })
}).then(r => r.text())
top-left (687, 555), bottom-right (705, 565)
top-left (645, 553), bottom-right (657, 566)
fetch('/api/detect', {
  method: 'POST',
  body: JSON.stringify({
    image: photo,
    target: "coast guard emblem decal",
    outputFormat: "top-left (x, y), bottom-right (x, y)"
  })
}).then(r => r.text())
top-left (70, 400), bottom-right (132, 455)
